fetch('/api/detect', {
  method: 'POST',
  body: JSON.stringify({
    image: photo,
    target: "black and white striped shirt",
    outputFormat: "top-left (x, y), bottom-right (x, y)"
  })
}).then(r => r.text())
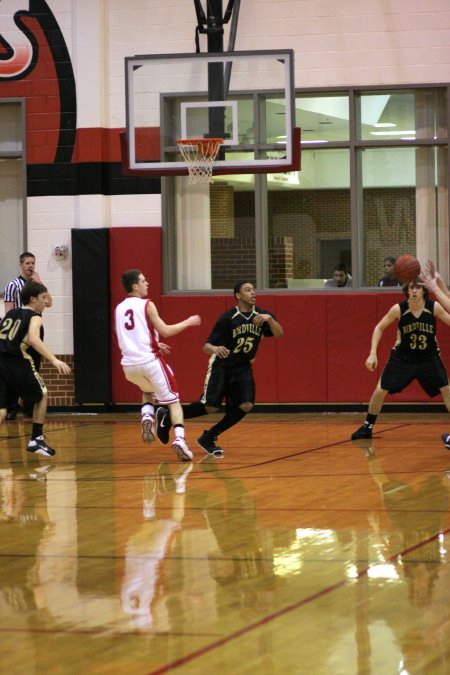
top-left (3, 275), bottom-right (27, 309)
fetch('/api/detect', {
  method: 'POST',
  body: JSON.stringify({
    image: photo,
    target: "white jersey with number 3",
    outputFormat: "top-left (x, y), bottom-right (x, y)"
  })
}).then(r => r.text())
top-left (115, 296), bottom-right (159, 366)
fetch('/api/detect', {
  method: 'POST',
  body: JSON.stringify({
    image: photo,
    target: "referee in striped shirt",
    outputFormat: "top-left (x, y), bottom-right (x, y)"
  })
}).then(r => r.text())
top-left (3, 252), bottom-right (52, 419)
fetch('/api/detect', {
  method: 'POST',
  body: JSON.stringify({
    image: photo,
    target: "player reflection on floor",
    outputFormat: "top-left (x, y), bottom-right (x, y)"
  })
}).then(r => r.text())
top-left (195, 457), bottom-right (290, 622)
top-left (361, 443), bottom-right (450, 672)
top-left (120, 463), bottom-right (192, 630)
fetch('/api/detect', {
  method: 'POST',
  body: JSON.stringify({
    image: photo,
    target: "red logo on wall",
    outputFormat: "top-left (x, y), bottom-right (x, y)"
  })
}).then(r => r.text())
top-left (0, 0), bottom-right (76, 163)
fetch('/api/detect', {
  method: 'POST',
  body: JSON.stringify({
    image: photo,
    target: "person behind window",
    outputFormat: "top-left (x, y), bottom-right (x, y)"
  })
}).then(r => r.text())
top-left (378, 256), bottom-right (401, 287)
top-left (324, 263), bottom-right (352, 288)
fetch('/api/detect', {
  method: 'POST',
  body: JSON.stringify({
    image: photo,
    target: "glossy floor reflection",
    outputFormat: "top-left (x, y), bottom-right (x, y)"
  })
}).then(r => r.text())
top-left (1, 413), bottom-right (449, 674)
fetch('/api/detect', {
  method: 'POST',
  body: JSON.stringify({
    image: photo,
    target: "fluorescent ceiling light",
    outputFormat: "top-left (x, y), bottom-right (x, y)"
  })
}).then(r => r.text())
top-left (301, 139), bottom-right (329, 144)
top-left (374, 122), bottom-right (396, 128)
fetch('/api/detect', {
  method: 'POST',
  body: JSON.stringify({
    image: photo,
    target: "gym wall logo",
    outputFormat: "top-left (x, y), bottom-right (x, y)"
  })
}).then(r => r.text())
top-left (0, 0), bottom-right (76, 163)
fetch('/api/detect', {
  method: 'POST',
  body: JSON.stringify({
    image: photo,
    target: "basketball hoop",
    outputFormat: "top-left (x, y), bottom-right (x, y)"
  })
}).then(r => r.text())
top-left (176, 138), bottom-right (224, 184)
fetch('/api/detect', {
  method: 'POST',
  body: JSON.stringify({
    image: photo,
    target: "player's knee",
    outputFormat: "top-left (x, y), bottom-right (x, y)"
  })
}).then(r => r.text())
top-left (240, 402), bottom-right (253, 413)
top-left (205, 405), bottom-right (220, 414)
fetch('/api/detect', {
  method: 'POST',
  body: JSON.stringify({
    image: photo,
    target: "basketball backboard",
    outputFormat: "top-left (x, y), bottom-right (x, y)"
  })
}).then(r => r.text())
top-left (124, 49), bottom-right (298, 176)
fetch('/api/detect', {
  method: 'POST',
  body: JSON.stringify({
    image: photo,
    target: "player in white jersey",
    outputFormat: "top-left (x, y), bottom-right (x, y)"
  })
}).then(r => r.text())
top-left (115, 269), bottom-right (201, 461)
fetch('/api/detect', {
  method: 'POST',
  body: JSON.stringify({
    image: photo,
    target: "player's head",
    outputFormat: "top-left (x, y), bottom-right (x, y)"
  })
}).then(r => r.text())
top-left (21, 281), bottom-right (48, 307)
top-left (19, 251), bottom-right (36, 279)
top-left (233, 280), bottom-right (256, 305)
top-left (122, 269), bottom-right (141, 292)
top-left (122, 269), bottom-right (149, 297)
top-left (403, 280), bottom-right (428, 299)
top-left (332, 263), bottom-right (349, 287)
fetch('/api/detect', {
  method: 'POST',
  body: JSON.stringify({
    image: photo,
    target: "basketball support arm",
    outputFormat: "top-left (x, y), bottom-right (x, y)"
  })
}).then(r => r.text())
top-left (194, 0), bottom-right (238, 52)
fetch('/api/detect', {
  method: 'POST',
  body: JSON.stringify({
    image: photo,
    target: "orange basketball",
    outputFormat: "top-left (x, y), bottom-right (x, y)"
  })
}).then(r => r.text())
top-left (393, 255), bottom-right (421, 283)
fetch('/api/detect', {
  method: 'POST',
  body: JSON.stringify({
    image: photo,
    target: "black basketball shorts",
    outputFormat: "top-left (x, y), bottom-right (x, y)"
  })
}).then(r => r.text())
top-left (0, 356), bottom-right (46, 408)
top-left (201, 362), bottom-right (255, 409)
top-left (380, 349), bottom-right (449, 397)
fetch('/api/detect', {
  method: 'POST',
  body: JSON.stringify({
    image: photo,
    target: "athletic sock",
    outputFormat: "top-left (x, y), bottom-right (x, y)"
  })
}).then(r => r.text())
top-left (366, 413), bottom-right (377, 426)
top-left (173, 424), bottom-right (185, 438)
top-left (208, 407), bottom-right (247, 437)
top-left (141, 403), bottom-right (154, 418)
top-left (32, 423), bottom-right (44, 440)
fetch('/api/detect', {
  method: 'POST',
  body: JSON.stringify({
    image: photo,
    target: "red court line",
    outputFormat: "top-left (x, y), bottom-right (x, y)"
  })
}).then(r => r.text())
top-left (148, 524), bottom-right (450, 674)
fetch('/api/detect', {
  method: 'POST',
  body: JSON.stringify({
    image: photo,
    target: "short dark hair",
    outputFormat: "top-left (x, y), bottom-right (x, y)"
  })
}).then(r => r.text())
top-left (233, 280), bottom-right (254, 299)
top-left (122, 269), bottom-right (142, 293)
top-left (333, 263), bottom-right (348, 274)
top-left (403, 281), bottom-right (428, 299)
top-left (383, 256), bottom-right (396, 265)
top-left (21, 281), bottom-right (47, 305)
top-left (20, 251), bottom-right (35, 263)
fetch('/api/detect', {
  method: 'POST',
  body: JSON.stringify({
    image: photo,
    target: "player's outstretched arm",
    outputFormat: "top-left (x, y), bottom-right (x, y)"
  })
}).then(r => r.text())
top-left (146, 301), bottom-right (201, 338)
top-left (28, 316), bottom-right (71, 374)
top-left (365, 305), bottom-right (399, 371)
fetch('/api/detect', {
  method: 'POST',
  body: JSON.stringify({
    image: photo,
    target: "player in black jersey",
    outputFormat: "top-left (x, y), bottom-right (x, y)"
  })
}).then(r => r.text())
top-left (352, 280), bottom-right (450, 440)
top-left (421, 260), bottom-right (450, 450)
top-left (0, 281), bottom-right (71, 456)
top-left (156, 281), bottom-right (283, 457)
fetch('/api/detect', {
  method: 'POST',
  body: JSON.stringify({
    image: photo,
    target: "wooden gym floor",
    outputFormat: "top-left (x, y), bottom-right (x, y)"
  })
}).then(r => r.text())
top-left (1, 412), bottom-right (449, 674)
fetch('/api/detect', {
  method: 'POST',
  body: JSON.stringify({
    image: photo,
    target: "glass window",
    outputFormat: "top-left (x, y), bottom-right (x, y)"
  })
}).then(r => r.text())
top-left (0, 101), bottom-right (24, 291)
top-left (359, 89), bottom-right (447, 141)
top-left (166, 86), bottom-right (448, 291)
top-left (0, 102), bottom-right (22, 153)
top-left (266, 149), bottom-right (351, 288)
top-left (359, 146), bottom-right (448, 286)
top-left (296, 94), bottom-right (350, 143)
top-left (172, 173), bottom-right (256, 290)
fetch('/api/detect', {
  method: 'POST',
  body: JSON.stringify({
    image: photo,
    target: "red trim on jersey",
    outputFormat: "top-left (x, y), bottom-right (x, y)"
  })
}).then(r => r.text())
top-left (155, 353), bottom-right (179, 403)
top-left (144, 299), bottom-right (161, 356)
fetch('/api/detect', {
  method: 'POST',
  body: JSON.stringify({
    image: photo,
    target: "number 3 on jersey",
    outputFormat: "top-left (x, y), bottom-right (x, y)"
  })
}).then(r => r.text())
top-left (124, 309), bottom-right (135, 330)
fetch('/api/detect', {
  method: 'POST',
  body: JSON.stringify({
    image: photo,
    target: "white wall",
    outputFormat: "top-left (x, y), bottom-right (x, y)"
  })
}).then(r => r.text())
top-left (27, 1), bottom-right (449, 354)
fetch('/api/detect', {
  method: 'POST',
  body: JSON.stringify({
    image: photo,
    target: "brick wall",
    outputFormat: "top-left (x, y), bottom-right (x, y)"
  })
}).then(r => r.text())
top-left (226, 187), bottom-right (416, 286)
top-left (40, 355), bottom-right (76, 407)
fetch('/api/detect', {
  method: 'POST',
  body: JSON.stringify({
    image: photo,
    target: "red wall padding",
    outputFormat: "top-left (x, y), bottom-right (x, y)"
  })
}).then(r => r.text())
top-left (109, 228), bottom-right (448, 404)
top-left (109, 227), bottom-right (162, 402)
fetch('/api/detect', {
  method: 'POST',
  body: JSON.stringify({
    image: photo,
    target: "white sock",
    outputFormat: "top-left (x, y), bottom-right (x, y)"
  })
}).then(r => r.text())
top-left (174, 425), bottom-right (185, 439)
top-left (141, 404), bottom-right (154, 418)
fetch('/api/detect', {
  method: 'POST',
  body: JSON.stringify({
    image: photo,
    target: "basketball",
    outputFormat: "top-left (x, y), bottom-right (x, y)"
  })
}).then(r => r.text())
top-left (394, 255), bottom-right (421, 283)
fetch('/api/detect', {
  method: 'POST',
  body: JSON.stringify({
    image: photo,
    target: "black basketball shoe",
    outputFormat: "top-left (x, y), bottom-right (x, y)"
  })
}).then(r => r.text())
top-left (441, 433), bottom-right (450, 449)
top-left (156, 406), bottom-right (170, 445)
top-left (351, 423), bottom-right (373, 440)
top-left (196, 431), bottom-right (224, 458)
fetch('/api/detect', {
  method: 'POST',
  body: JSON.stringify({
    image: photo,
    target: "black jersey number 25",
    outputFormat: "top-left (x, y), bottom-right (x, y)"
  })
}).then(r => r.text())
top-left (234, 336), bottom-right (255, 353)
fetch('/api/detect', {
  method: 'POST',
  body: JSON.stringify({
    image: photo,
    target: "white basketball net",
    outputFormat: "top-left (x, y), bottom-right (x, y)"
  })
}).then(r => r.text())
top-left (176, 138), bottom-right (223, 184)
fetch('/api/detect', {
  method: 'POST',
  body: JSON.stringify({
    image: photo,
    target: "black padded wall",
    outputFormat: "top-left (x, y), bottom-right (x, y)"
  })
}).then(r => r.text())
top-left (72, 229), bottom-right (112, 403)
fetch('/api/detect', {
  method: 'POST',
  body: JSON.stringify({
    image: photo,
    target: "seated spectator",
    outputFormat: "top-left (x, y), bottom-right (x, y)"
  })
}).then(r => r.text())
top-left (378, 256), bottom-right (401, 287)
top-left (324, 263), bottom-right (352, 288)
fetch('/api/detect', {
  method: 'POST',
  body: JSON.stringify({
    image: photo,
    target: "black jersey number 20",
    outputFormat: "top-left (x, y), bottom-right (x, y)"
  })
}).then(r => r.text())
top-left (0, 317), bottom-right (21, 341)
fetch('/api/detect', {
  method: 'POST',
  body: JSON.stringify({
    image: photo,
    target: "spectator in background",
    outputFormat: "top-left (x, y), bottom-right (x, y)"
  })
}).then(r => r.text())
top-left (378, 256), bottom-right (401, 287)
top-left (324, 263), bottom-right (352, 288)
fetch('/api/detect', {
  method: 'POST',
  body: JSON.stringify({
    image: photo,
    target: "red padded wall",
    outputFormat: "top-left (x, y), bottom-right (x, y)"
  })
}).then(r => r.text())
top-left (276, 294), bottom-right (327, 402)
top-left (109, 227), bottom-right (162, 402)
top-left (158, 295), bottom-right (228, 402)
top-left (107, 228), bottom-right (448, 405)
